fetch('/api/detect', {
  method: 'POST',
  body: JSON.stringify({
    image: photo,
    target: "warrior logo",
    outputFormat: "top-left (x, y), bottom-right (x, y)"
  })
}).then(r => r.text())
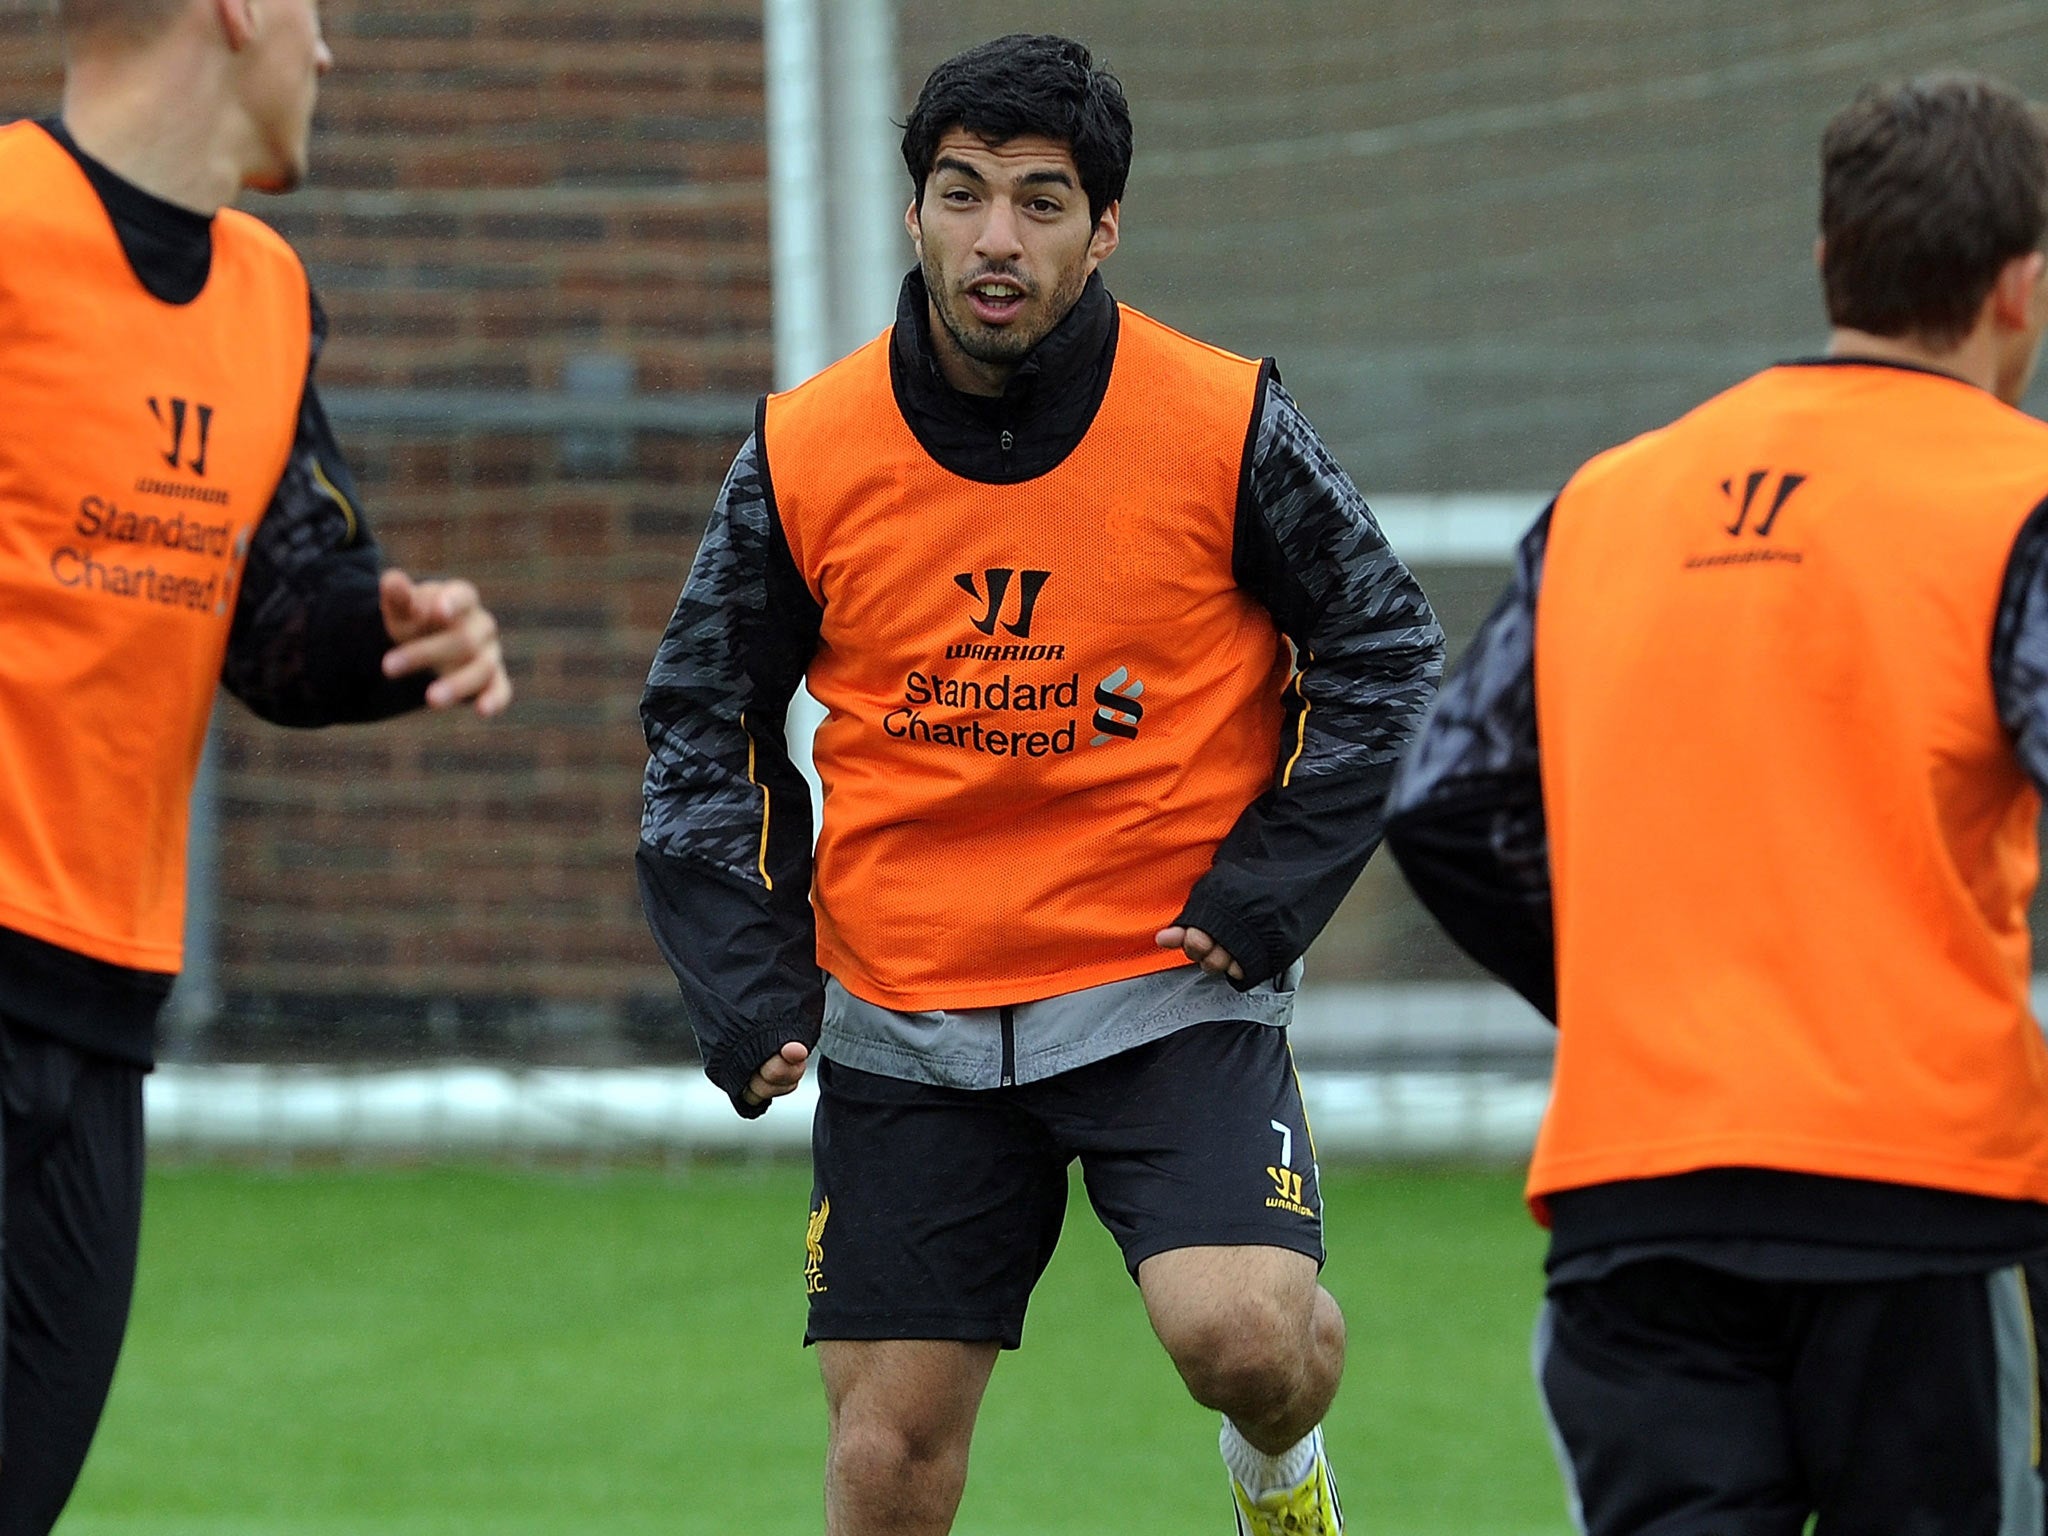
top-left (1720, 469), bottom-right (1805, 538)
top-left (955, 568), bottom-right (1050, 638)
top-left (148, 396), bottom-right (215, 477)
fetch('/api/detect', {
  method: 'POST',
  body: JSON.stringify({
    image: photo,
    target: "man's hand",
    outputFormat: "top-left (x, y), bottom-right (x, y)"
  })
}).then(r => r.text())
top-left (379, 568), bottom-right (513, 717)
top-left (1156, 925), bottom-right (1245, 983)
top-left (742, 1041), bottom-right (812, 1110)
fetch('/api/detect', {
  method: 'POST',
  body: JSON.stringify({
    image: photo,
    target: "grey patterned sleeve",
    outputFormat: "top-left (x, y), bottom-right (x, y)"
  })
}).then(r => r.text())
top-left (1174, 371), bottom-right (1447, 987)
top-left (1992, 496), bottom-right (2048, 794)
top-left (1383, 506), bottom-right (1556, 1018)
top-left (637, 423), bottom-right (826, 1115)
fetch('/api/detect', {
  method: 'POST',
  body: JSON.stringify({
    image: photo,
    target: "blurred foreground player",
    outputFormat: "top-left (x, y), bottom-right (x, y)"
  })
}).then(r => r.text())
top-left (1387, 73), bottom-right (2048, 1536)
top-left (639, 33), bottom-right (1441, 1536)
top-left (0, 1), bottom-right (511, 1527)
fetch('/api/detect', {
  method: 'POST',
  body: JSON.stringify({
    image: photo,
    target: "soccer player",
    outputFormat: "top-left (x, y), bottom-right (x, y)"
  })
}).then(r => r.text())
top-left (1385, 72), bottom-right (2048, 1535)
top-left (0, 1), bottom-right (511, 1528)
top-left (638, 32), bottom-right (1441, 1536)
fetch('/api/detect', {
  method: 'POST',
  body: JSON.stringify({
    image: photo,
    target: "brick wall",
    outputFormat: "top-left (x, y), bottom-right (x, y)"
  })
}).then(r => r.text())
top-left (0, 2), bottom-right (771, 1058)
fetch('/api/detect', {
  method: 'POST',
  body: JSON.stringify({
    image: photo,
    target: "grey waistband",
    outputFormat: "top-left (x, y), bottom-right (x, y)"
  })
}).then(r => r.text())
top-left (820, 960), bottom-right (1302, 1090)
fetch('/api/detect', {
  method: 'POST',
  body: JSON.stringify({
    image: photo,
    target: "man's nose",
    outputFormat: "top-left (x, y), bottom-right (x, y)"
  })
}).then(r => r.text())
top-left (975, 199), bottom-right (1025, 260)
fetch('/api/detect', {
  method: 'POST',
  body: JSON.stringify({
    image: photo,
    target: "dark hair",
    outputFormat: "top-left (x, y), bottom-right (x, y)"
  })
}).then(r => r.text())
top-left (901, 34), bottom-right (1133, 223)
top-left (1821, 73), bottom-right (2048, 348)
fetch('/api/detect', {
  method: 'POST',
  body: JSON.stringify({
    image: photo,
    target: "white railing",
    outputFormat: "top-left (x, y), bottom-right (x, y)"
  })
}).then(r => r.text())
top-left (145, 983), bottom-right (1554, 1160)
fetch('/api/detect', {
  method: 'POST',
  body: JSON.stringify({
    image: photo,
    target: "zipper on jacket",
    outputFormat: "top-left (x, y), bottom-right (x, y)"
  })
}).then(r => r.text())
top-left (999, 1004), bottom-right (1017, 1087)
top-left (998, 427), bottom-right (1014, 470)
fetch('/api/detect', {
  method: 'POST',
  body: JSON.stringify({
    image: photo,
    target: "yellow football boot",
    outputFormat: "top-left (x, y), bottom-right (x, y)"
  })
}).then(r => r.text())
top-left (1228, 1425), bottom-right (1343, 1535)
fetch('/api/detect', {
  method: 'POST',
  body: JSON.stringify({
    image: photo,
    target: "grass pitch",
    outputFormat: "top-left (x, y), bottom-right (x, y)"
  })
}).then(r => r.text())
top-left (62, 1163), bottom-right (1566, 1535)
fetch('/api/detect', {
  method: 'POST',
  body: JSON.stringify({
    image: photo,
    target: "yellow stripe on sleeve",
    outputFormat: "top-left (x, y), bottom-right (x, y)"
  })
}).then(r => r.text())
top-left (739, 712), bottom-right (774, 891)
top-left (308, 456), bottom-right (360, 544)
top-left (1280, 651), bottom-right (1314, 787)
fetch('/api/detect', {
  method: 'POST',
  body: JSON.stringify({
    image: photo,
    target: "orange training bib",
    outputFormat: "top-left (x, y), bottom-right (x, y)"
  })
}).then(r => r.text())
top-left (0, 122), bottom-right (310, 970)
top-left (1533, 362), bottom-right (2048, 1210)
top-left (764, 307), bottom-right (1288, 1009)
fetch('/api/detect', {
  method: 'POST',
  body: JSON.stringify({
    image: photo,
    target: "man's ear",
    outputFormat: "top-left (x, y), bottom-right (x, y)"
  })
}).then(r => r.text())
top-left (215, 0), bottom-right (257, 51)
top-left (1991, 249), bottom-right (2048, 332)
top-left (904, 196), bottom-right (922, 257)
top-left (1089, 200), bottom-right (1121, 265)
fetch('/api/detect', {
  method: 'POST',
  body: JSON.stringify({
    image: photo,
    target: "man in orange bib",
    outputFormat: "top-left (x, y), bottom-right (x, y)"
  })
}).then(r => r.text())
top-left (639, 33), bottom-right (1442, 1536)
top-left (0, 2), bottom-right (511, 1529)
top-left (1387, 73), bottom-right (2048, 1535)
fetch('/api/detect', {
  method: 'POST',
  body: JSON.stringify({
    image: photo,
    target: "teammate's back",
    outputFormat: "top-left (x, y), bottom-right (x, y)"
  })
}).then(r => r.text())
top-left (1387, 70), bottom-right (2048, 1536)
top-left (1535, 359), bottom-right (2048, 1205)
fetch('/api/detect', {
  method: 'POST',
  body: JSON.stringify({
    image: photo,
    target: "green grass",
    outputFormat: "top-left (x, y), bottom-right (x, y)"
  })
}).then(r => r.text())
top-left (61, 1163), bottom-right (1568, 1535)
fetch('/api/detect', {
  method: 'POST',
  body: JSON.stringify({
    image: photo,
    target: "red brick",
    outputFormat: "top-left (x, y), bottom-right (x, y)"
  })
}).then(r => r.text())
top-left (1, 2), bottom-right (769, 1041)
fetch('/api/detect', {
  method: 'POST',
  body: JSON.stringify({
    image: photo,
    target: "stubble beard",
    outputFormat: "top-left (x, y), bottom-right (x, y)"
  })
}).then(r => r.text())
top-left (923, 247), bottom-right (1090, 367)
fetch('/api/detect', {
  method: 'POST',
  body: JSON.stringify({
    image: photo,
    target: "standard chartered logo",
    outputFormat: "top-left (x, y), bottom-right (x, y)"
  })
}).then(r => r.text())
top-left (1091, 667), bottom-right (1144, 746)
top-left (49, 495), bottom-right (249, 616)
top-left (884, 670), bottom-right (1081, 758)
top-left (881, 664), bottom-right (1148, 760)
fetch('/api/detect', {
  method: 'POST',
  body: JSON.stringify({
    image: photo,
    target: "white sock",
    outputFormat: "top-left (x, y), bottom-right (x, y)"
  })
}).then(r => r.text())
top-left (1219, 1418), bottom-right (1318, 1499)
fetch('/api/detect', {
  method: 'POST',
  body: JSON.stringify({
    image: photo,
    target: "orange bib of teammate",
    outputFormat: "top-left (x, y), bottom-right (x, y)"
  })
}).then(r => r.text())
top-left (1532, 363), bottom-right (2048, 1209)
top-left (0, 122), bottom-right (309, 971)
top-left (764, 307), bottom-right (1289, 1009)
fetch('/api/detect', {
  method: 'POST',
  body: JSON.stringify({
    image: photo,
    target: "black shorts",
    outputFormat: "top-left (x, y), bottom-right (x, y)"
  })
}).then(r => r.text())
top-left (0, 1015), bottom-right (146, 1536)
top-left (1536, 1257), bottom-right (2045, 1536)
top-left (804, 1020), bottom-right (1323, 1349)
